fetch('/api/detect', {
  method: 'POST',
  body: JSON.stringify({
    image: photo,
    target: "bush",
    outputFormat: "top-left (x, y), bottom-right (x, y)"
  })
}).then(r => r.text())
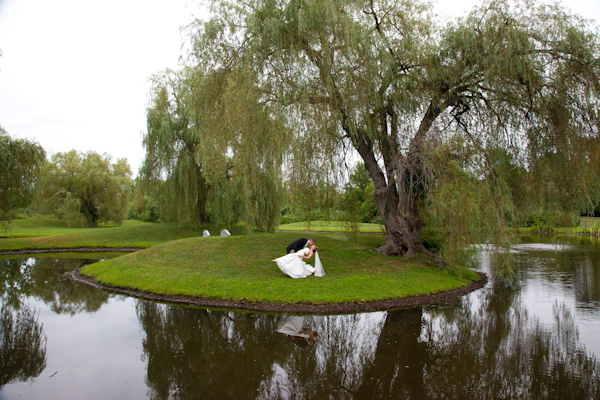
top-left (129, 195), bottom-right (161, 223)
top-left (142, 196), bottom-right (160, 222)
top-left (526, 209), bottom-right (579, 229)
top-left (279, 213), bottom-right (301, 225)
top-left (421, 234), bottom-right (442, 253)
top-left (526, 209), bottom-right (554, 228)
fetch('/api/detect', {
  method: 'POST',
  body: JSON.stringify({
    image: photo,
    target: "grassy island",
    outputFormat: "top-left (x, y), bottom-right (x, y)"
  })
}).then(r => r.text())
top-left (79, 232), bottom-right (480, 306)
top-left (1, 217), bottom-right (483, 312)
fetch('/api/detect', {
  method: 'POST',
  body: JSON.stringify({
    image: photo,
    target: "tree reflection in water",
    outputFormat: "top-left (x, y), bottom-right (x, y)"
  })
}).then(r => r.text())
top-left (0, 256), bottom-right (112, 390)
top-left (136, 302), bottom-right (386, 400)
top-left (416, 284), bottom-right (599, 399)
top-left (136, 302), bottom-right (283, 399)
top-left (137, 284), bottom-right (599, 399)
top-left (0, 257), bottom-right (110, 314)
top-left (0, 301), bottom-right (47, 388)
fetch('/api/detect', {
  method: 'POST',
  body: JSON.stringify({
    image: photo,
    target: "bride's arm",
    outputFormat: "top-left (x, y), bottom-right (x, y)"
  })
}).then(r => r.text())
top-left (302, 249), bottom-right (314, 260)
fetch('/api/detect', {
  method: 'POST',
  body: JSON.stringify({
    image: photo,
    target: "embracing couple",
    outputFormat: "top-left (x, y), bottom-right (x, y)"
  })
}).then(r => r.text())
top-left (272, 238), bottom-right (324, 278)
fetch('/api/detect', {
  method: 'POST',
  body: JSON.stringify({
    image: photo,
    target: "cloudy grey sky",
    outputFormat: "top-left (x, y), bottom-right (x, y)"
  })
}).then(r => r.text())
top-left (0, 0), bottom-right (598, 176)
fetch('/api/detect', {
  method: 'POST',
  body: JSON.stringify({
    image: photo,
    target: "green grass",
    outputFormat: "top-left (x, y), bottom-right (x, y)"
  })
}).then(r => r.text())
top-left (2, 216), bottom-right (102, 237)
top-left (81, 232), bottom-right (479, 305)
top-left (513, 217), bottom-right (600, 235)
top-left (279, 220), bottom-right (384, 233)
top-left (0, 217), bottom-right (245, 251)
top-left (2, 217), bottom-right (480, 307)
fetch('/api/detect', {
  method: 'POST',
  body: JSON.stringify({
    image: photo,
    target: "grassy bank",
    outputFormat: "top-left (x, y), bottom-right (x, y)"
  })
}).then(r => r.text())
top-left (0, 217), bottom-right (384, 252)
top-left (515, 217), bottom-right (600, 235)
top-left (0, 217), bottom-right (244, 251)
top-left (81, 232), bottom-right (479, 305)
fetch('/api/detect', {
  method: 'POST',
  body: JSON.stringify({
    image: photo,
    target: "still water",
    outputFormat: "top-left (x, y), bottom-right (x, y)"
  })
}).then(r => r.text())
top-left (1, 237), bottom-right (599, 399)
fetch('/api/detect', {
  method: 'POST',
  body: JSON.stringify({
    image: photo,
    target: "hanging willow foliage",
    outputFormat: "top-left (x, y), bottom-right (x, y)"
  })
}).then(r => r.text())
top-left (36, 151), bottom-right (131, 227)
top-left (158, 0), bottom-right (600, 276)
top-left (0, 126), bottom-right (45, 224)
top-left (142, 65), bottom-right (289, 231)
top-left (189, 0), bottom-right (600, 275)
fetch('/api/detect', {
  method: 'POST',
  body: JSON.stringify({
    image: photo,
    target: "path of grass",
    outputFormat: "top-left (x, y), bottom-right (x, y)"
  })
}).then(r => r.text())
top-left (81, 232), bottom-right (480, 306)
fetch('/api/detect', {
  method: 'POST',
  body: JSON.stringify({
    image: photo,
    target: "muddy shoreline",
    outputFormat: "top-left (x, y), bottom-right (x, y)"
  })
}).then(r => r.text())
top-left (71, 270), bottom-right (488, 315)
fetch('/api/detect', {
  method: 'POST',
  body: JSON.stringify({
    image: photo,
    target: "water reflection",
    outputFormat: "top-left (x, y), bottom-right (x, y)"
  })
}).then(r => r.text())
top-left (0, 301), bottom-right (47, 389)
top-left (418, 285), bottom-right (600, 399)
top-left (260, 312), bottom-right (385, 399)
top-left (136, 302), bottom-right (282, 400)
top-left (133, 246), bottom-right (600, 399)
top-left (275, 315), bottom-right (320, 346)
top-left (0, 257), bottom-right (110, 314)
top-left (136, 302), bottom-right (386, 400)
top-left (1, 239), bottom-right (600, 399)
top-left (0, 257), bottom-right (112, 391)
top-left (516, 235), bottom-right (600, 311)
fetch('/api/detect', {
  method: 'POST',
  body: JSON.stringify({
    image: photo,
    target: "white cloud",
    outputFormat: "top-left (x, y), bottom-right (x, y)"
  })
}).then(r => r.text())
top-left (0, 0), bottom-right (203, 174)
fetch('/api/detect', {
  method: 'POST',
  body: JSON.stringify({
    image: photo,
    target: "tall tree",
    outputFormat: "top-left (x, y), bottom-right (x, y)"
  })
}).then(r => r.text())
top-left (142, 66), bottom-right (289, 231)
top-left (0, 126), bottom-right (45, 222)
top-left (37, 150), bottom-right (131, 227)
top-left (193, 0), bottom-right (600, 261)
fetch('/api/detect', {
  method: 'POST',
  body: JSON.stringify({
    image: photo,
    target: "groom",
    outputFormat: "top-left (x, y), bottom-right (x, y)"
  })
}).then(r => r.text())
top-left (286, 238), bottom-right (315, 254)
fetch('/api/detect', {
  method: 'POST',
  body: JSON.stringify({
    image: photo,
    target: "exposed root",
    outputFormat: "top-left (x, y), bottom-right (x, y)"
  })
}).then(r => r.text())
top-left (420, 244), bottom-right (446, 268)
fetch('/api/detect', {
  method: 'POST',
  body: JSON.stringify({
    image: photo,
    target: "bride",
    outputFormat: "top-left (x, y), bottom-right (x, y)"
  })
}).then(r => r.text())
top-left (272, 244), bottom-right (323, 278)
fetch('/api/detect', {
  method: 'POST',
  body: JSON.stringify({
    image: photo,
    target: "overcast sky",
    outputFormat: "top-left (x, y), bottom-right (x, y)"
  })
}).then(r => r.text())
top-left (1, 0), bottom-right (598, 176)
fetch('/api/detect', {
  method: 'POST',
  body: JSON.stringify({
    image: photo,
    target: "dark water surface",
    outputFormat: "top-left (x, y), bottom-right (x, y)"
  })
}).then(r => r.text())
top-left (1, 237), bottom-right (599, 399)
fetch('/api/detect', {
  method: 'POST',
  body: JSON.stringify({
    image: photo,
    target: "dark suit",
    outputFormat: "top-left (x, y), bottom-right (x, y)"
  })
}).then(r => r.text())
top-left (286, 238), bottom-right (308, 254)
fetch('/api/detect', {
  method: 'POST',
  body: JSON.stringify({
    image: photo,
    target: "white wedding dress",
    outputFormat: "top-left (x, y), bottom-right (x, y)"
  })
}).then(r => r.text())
top-left (275, 248), bottom-right (315, 278)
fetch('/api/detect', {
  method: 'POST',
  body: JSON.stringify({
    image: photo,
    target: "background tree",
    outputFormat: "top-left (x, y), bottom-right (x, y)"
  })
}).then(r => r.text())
top-left (37, 150), bottom-right (131, 227)
top-left (0, 126), bottom-right (45, 224)
top-left (142, 66), bottom-right (289, 231)
top-left (344, 162), bottom-right (380, 224)
top-left (129, 178), bottom-right (161, 223)
top-left (192, 0), bottom-right (600, 263)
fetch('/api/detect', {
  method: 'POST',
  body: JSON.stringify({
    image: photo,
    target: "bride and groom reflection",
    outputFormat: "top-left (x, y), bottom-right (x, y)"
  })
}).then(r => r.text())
top-left (276, 314), bottom-right (323, 347)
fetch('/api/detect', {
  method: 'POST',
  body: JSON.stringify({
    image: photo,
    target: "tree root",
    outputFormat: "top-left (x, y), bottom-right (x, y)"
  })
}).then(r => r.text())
top-left (420, 244), bottom-right (446, 268)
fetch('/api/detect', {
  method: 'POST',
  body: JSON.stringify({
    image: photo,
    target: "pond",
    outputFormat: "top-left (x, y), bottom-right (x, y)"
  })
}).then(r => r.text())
top-left (0, 236), bottom-right (599, 399)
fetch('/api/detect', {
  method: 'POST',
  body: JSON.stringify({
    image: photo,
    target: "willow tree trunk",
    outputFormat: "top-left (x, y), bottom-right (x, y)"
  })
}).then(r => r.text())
top-left (197, 169), bottom-right (207, 223)
top-left (354, 103), bottom-right (443, 258)
top-left (373, 177), bottom-right (422, 258)
top-left (356, 136), bottom-right (422, 258)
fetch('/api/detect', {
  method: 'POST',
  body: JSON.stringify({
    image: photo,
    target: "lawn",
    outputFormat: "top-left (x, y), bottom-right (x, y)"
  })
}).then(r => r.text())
top-left (80, 232), bottom-right (479, 305)
top-left (278, 220), bottom-right (385, 233)
top-left (0, 217), bottom-right (244, 251)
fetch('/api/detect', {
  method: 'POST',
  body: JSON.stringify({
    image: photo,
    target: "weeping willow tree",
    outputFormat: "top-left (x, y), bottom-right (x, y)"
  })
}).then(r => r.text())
top-left (37, 151), bottom-right (131, 227)
top-left (189, 0), bottom-right (600, 265)
top-left (0, 126), bottom-right (45, 224)
top-left (142, 64), bottom-right (288, 230)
